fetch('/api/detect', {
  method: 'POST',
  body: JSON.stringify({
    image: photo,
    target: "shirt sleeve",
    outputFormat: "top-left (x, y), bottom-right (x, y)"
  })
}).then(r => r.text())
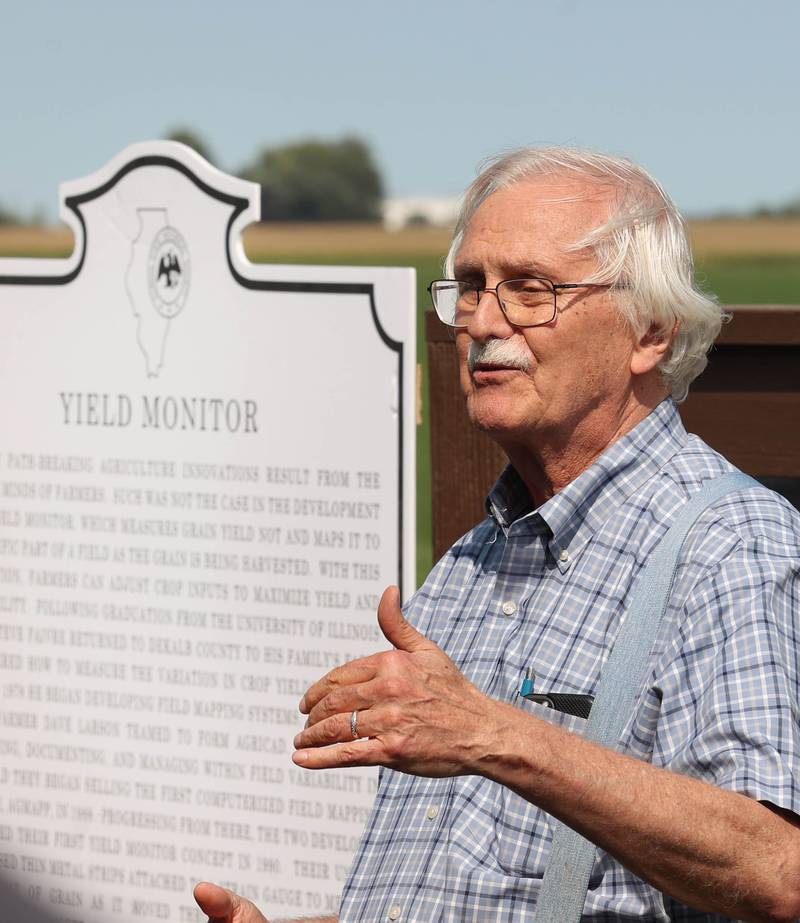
top-left (651, 523), bottom-right (800, 816)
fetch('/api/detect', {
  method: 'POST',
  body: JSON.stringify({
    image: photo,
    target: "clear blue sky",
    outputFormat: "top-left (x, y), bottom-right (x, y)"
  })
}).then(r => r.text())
top-left (2, 0), bottom-right (798, 221)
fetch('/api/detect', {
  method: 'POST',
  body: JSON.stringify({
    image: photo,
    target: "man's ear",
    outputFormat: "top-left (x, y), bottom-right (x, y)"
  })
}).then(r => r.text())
top-left (630, 321), bottom-right (679, 376)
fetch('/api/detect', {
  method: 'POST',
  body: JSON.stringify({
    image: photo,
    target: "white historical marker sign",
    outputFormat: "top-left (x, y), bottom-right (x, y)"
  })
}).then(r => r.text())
top-left (0, 142), bottom-right (416, 922)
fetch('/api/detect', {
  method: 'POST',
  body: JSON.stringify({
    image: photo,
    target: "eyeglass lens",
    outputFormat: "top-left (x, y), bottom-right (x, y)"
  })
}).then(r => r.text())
top-left (431, 279), bottom-right (556, 327)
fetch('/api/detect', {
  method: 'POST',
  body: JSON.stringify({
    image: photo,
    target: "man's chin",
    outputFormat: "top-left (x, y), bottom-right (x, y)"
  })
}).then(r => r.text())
top-left (466, 402), bottom-right (531, 439)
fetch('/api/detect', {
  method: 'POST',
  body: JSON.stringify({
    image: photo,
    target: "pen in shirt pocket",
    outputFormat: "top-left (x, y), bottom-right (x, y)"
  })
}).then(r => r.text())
top-left (519, 667), bottom-right (594, 719)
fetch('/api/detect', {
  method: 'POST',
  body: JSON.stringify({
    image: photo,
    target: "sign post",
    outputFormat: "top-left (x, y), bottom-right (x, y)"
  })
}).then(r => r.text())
top-left (0, 142), bottom-right (416, 921)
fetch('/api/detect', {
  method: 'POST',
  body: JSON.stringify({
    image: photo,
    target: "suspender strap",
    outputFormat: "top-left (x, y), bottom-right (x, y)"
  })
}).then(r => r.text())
top-left (534, 472), bottom-right (758, 922)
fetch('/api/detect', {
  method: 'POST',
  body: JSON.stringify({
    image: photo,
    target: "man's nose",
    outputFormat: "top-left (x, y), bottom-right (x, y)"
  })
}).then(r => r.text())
top-left (465, 288), bottom-right (515, 342)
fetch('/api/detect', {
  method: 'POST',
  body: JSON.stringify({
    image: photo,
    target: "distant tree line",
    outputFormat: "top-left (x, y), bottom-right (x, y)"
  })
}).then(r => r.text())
top-left (0, 203), bottom-right (22, 226)
top-left (750, 197), bottom-right (800, 218)
top-left (166, 127), bottom-right (383, 223)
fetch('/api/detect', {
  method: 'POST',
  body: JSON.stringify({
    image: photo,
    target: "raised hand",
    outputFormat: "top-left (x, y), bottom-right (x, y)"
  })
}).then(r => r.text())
top-left (293, 586), bottom-right (508, 777)
top-left (193, 882), bottom-right (270, 923)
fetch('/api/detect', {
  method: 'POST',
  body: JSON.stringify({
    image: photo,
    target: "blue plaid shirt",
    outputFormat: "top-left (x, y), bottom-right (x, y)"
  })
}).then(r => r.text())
top-left (340, 399), bottom-right (800, 922)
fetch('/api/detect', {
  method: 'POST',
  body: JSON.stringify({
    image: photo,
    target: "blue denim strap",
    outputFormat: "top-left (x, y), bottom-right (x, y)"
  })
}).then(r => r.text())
top-left (534, 472), bottom-right (758, 922)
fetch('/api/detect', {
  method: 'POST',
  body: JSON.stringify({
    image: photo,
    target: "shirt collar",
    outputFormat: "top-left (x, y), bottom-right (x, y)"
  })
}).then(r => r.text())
top-left (486, 464), bottom-right (538, 532)
top-left (486, 399), bottom-right (689, 569)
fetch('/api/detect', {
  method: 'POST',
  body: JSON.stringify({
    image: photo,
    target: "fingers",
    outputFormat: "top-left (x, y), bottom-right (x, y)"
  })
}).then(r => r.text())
top-left (377, 585), bottom-right (434, 654)
top-left (293, 736), bottom-right (386, 770)
top-left (304, 676), bottom-right (382, 729)
top-left (299, 586), bottom-right (441, 726)
top-left (295, 711), bottom-right (354, 749)
top-left (299, 655), bottom-right (380, 715)
top-left (295, 706), bottom-right (370, 750)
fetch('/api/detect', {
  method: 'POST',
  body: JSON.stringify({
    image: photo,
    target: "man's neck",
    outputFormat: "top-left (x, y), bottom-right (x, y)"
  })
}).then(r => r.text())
top-left (499, 394), bottom-right (666, 508)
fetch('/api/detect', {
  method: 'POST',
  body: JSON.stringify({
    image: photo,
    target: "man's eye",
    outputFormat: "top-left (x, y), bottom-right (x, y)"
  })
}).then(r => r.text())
top-left (505, 280), bottom-right (549, 295)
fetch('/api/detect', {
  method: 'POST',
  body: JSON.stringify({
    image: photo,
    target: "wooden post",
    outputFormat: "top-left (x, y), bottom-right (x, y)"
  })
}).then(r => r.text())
top-left (426, 306), bottom-right (800, 563)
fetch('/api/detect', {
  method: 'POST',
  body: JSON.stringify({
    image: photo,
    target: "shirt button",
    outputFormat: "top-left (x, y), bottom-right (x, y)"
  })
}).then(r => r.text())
top-left (501, 600), bottom-right (517, 616)
top-left (388, 906), bottom-right (401, 920)
top-left (426, 805), bottom-right (439, 820)
top-left (559, 549), bottom-right (569, 562)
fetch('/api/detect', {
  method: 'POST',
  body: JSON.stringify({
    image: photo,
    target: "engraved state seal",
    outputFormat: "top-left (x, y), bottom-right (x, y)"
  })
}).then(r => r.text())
top-left (147, 226), bottom-right (190, 319)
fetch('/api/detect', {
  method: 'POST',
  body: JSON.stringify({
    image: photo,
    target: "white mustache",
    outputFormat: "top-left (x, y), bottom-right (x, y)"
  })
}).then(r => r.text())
top-left (468, 339), bottom-right (533, 373)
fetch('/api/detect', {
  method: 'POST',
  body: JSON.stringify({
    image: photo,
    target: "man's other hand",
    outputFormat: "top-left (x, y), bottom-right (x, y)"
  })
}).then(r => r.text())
top-left (194, 882), bottom-right (269, 923)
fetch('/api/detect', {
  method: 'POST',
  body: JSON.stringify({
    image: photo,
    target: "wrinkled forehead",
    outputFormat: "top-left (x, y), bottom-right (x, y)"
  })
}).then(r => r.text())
top-left (455, 174), bottom-right (618, 273)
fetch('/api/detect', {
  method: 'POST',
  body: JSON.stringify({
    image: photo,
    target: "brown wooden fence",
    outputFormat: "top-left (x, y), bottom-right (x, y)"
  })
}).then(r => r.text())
top-left (426, 306), bottom-right (800, 562)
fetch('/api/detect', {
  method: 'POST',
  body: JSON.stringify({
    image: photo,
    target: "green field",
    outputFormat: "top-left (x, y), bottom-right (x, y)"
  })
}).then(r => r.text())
top-left (694, 255), bottom-right (800, 305)
top-left (1, 225), bottom-right (797, 585)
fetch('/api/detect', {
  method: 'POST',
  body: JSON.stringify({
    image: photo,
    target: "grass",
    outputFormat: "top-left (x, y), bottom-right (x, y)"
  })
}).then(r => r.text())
top-left (695, 255), bottom-right (800, 305)
top-left (1, 221), bottom-right (798, 584)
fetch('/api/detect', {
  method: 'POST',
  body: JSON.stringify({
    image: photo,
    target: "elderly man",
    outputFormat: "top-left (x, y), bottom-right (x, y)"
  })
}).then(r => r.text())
top-left (195, 148), bottom-right (800, 922)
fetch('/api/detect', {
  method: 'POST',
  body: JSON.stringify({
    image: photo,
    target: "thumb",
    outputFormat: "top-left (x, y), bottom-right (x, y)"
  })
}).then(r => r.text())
top-left (377, 585), bottom-right (434, 653)
top-left (195, 882), bottom-right (271, 923)
top-left (194, 882), bottom-right (237, 922)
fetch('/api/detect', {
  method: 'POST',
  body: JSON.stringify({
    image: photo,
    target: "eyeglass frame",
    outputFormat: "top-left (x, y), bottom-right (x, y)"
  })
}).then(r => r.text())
top-left (427, 277), bottom-right (613, 329)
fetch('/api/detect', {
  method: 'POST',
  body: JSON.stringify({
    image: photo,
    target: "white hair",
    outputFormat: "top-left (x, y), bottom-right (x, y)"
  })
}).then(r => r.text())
top-left (446, 147), bottom-right (725, 402)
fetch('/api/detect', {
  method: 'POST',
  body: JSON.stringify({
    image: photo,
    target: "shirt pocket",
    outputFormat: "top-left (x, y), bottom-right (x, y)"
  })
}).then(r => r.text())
top-left (494, 704), bottom-right (588, 877)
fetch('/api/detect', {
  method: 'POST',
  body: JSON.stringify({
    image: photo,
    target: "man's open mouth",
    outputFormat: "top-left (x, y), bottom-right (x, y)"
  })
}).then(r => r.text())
top-left (473, 362), bottom-right (520, 373)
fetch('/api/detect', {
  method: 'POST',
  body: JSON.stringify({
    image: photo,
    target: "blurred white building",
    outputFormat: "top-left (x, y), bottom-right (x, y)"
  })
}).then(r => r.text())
top-left (382, 196), bottom-right (460, 231)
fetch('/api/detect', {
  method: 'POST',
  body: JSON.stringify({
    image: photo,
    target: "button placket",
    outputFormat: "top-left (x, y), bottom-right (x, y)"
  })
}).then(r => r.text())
top-left (494, 531), bottom-right (535, 621)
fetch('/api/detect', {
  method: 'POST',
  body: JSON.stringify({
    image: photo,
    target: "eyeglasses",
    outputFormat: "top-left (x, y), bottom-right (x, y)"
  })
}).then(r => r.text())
top-left (428, 278), bottom-right (611, 328)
